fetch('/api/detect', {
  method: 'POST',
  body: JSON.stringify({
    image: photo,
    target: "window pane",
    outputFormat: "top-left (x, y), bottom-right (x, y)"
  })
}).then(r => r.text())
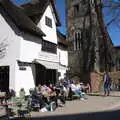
top-left (42, 40), bottom-right (57, 54)
top-left (45, 16), bottom-right (52, 28)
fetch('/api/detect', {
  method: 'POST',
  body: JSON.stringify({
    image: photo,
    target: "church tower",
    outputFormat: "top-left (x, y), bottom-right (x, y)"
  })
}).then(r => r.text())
top-left (66, 0), bottom-right (114, 81)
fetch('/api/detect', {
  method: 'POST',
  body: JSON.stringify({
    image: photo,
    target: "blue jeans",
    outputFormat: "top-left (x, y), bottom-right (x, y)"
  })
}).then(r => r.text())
top-left (74, 89), bottom-right (86, 99)
top-left (104, 84), bottom-right (110, 95)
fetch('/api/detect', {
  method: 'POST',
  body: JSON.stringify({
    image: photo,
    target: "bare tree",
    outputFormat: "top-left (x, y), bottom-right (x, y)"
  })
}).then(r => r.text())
top-left (102, 0), bottom-right (120, 28)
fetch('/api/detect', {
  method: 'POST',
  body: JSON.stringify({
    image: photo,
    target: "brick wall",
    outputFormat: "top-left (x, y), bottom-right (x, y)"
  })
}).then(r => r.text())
top-left (90, 71), bottom-right (120, 92)
top-left (90, 72), bottom-right (101, 92)
top-left (110, 71), bottom-right (120, 80)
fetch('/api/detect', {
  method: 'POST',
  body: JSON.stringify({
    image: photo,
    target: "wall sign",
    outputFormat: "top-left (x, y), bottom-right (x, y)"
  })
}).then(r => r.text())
top-left (38, 52), bottom-right (59, 62)
top-left (19, 66), bottom-right (26, 70)
top-left (0, 41), bottom-right (8, 59)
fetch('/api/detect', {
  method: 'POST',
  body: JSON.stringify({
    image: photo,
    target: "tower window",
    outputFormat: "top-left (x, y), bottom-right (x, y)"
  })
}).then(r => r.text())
top-left (73, 4), bottom-right (79, 16)
top-left (74, 31), bottom-right (81, 51)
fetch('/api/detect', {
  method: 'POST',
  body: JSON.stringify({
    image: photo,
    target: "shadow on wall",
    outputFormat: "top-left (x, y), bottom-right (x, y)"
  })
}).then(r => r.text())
top-left (12, 109), bottom-right (120, 120)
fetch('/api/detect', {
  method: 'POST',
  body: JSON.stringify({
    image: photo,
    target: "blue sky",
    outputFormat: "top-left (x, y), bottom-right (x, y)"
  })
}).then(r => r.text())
top-left (55, 0), bottom-right (66, 35)
top-left (56, 0), bottom-right (120, 46)
top-left (103, 1), bottom-right (120, 46)
top-left (11, 0), bottom-right (120, 46)
top-left (11, 0), bottom-right (31, 4)
top-left (108, 25), bottom-right (120, 46)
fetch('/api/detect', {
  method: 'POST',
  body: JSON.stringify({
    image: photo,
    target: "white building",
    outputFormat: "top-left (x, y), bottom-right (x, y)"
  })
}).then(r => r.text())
top-left (57, 31), bottom-right (68, 80)
top-left (0, 0), bottom-right (68, 95)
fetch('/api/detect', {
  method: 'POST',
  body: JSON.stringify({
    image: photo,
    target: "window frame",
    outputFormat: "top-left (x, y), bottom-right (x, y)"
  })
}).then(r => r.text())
top-left (73, 4), bottom-right (79, 17)
top-left (45, 16), bottom-right (52, 28)
top-left (42, 40), bottom-right (57, 54)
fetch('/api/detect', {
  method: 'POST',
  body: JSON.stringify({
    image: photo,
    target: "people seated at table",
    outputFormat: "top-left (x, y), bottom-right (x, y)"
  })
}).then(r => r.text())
top-left (54, 83), bottom-right (66, 106)
top-left (29, 85), bottom-right (58, 112)
top-left (5, 80), bottom-right (89, 114)
top-left (43, 83), bottom-right (66, 107)
top-left (28, 88), bottom-right (47, 111)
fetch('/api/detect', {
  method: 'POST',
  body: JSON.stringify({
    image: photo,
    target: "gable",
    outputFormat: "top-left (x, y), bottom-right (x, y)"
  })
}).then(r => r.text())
top-left (41, 4), bottom-right (57, 28)
top-left (38, 4), bottom-right (58, 44)
top-left (21, 0), bottom-right (61, 26)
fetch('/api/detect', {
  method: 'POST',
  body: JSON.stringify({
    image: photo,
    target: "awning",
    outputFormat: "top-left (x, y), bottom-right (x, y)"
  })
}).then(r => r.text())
top-left (35, 59), bottom-right (59, 69)
top-left (59, 64), bottom-right (68, 70)
top-left (35, 59), bottom-right (67, 70)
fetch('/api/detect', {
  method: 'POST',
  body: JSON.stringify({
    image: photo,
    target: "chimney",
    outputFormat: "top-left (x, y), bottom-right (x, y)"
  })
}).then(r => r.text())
top-left (51, 0), bottom-right (56, 4)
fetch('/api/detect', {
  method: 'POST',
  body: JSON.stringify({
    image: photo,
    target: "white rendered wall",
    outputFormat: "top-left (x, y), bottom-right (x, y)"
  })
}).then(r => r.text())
top-left (58, 49), bottom-right (68, 66)
top-left (19, 33), bottom-right (42, 62)
top-left (15, 62), bottom-right (35, 96)
top-left (37, 5), bottom-right (57, 44)
top-left (58, 69), bottom-right (66, 80)
top-left (57, 48), bottom-right (68, 80)
top-left (0, 5), bottom-right (61, 95)
top-left (0, 11), bottom-right (39, 94)
top-left (0, 12), bottom-right (21, 90)
top-left (19, 33), bottom-right (59, 63)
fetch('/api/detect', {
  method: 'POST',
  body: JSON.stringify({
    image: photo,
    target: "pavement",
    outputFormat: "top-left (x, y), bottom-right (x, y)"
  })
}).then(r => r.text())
top-left (1, 91), bottom-right (120, 120)
top-left (31, 92), bottom-right (120, 117)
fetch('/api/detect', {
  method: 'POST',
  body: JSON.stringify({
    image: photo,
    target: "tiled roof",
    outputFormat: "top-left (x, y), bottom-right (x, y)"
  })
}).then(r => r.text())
top-left (0, 0), bottom-right (45, 37)
top-left (21, 0), bottom-right (61, 26)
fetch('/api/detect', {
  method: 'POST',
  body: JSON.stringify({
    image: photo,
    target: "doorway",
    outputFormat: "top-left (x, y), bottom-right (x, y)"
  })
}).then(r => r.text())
top-left (35, 63), bottom-right (46, 86)
top-left (35, 63), bottom-right (57, 86)
top-left (0, 66), bottom-right (9, 92)
top-left (46, 69), bottom-right (57, 85)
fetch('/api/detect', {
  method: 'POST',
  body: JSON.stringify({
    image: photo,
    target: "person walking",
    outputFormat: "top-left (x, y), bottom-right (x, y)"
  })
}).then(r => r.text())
top-left (103, 71), bottom-right (111, 96)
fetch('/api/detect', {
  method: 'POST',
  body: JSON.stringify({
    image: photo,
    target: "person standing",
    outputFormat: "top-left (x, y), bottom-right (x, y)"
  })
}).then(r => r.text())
top-left (103, 71), bottom-right (111, 96)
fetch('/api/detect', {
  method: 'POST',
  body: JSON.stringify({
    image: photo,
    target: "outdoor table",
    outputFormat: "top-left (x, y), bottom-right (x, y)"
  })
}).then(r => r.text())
top-left (43, 92), bottom-right (56, 98)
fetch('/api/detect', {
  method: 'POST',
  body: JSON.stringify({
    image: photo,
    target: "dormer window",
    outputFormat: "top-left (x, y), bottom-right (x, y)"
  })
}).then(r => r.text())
top-left (45, 16), bottom-right (52, 28)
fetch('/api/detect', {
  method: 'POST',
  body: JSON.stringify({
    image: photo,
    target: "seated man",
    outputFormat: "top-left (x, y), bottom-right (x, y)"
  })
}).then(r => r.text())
top-left (28, 88), bottom-right (46, 111)
top-left (70, 83), bottom-right (87, 100)
top-left (80, 82), bottom-right (91, 93)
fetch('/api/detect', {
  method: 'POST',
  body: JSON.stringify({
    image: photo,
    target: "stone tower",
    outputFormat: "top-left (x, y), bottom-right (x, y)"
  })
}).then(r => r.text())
top-left (66, 0), bottom-right (114, 81)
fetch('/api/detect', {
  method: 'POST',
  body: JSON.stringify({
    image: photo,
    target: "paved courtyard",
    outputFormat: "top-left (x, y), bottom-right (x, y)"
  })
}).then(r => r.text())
top-left (1, 91), bottom-right (120, 120)
top-left (31, 91), bottom-right (120, 117)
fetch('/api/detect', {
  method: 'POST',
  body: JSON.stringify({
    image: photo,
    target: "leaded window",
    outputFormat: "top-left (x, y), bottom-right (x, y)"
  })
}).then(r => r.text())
top-left (74, 31), bottom-right (81, 50)
top-left (42, 40), bottom-right (57, 54)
